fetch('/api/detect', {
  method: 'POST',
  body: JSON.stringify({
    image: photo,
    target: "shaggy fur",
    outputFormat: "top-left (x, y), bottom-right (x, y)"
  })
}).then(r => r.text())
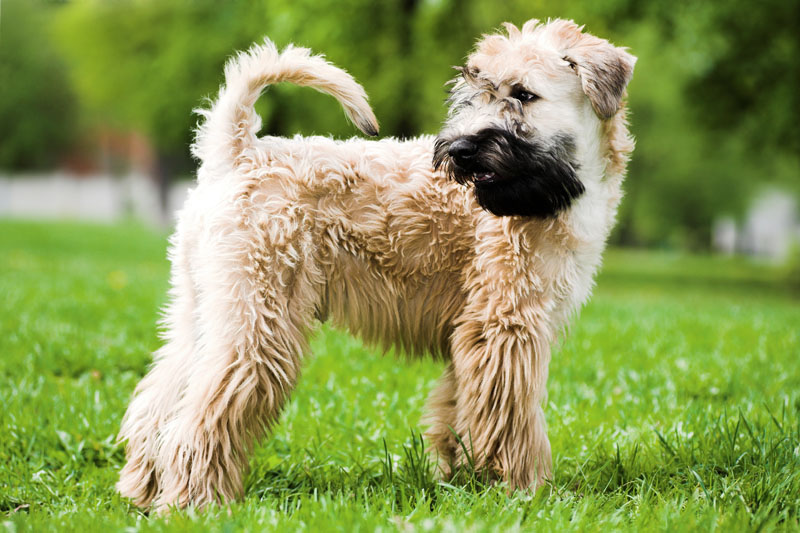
top-left (117, 19), bottom-right (635, 511)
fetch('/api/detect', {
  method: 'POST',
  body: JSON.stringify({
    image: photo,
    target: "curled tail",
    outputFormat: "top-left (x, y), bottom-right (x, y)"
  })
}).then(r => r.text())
top-left (192, 39), bottom-right (379, 173)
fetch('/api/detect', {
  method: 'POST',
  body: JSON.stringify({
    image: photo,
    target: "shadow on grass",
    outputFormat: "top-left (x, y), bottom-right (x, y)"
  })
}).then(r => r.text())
top-left (598, 270), bottom-right (799, 299)
top-left (245, 430), bottom-right (502, 513)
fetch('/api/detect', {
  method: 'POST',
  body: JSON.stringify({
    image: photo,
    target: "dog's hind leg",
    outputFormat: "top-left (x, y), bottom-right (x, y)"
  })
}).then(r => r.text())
top-left (148, 205), bottom-right (321, 511)
top-left (117, 213), bottom-right (204, 507)
top-left (422, 364), bottom-right (460, 478)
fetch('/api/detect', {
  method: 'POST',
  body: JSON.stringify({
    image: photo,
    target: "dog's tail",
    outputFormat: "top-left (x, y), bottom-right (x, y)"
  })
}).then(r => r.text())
top-left (192, 39), bottom-right (379, 172)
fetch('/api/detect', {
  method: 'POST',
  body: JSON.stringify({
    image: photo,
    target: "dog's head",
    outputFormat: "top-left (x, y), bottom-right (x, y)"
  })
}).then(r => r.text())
top-left (433, 19), bottom-right (636, 218)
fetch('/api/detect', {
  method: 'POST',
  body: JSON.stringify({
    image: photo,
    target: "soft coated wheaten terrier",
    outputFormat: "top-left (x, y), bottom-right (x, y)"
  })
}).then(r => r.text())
top-left (118, 19), bottom-right (636, 510)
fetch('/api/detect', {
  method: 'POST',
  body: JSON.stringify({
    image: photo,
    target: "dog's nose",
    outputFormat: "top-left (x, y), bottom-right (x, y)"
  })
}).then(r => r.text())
top-left (448, 138), bottom-right (478, 161)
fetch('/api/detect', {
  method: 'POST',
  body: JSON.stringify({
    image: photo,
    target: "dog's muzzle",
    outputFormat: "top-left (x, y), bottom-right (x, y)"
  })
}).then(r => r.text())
top-left (447, 138), bottom-right (504, 185)
top-left (433, 128), bottom-right (585, 217)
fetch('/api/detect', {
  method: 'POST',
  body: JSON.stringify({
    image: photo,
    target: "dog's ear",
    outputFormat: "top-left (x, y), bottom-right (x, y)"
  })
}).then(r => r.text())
top-left (564, 41), bottom-right (636, 120)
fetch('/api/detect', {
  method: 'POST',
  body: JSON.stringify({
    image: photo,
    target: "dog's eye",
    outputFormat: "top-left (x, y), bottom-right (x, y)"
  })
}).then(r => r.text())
top-left (510, 86), bottom-right (539, 103)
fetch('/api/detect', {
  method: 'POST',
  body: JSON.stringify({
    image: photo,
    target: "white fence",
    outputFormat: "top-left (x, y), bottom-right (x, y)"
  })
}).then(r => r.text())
top-left (713, 189), bottom-right (800, 261)
top-left (2, 173), bottom-right (798, 260)
top-left (0, 172), bottom-right (191, 226)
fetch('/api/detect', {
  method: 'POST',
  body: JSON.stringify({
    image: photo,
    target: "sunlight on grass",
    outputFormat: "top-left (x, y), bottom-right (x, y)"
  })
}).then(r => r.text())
top-left (1, 220), bottom-right (798, 531)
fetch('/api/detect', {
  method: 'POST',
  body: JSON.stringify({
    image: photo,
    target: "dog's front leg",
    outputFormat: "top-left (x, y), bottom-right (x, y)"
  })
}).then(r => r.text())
top-left (448, 299), bottom-right (553, 490)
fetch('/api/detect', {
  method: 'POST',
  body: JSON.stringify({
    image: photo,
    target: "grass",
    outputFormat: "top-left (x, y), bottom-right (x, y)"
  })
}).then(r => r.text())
top-left (1, 219), bottom-right (799, 532)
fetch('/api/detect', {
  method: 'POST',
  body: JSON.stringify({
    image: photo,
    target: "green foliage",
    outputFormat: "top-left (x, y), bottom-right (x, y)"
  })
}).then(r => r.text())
top-left (685, 0), bottom-right (800, 155)
top-left (1, 221), bottom-right (800, 530)
top-left (613, 1), bottom-right (799, 248)
top-left (0, 0), bottom-right (79, 170)
top-left (52, 0), bottom-right (256, 155)
top-left (7, 1), bottom-right (800, 247)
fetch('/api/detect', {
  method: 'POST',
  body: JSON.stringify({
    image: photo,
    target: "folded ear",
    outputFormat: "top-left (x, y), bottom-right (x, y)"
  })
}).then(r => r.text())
top-left (565, 42), bottom-right (636, 120)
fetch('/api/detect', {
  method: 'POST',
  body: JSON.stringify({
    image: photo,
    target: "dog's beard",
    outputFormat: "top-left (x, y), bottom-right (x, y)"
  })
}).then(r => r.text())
top-left (433, 128), bottom-right (584, 218)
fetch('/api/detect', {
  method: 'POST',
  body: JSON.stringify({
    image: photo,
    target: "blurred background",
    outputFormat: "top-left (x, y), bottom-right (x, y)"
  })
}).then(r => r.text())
top-left (1, 0), bottom-right (798, 259)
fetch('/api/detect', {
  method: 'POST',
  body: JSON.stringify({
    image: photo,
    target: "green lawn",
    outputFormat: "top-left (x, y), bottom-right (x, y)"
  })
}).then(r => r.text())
top-left (1, 219), bottom-right (799, 532)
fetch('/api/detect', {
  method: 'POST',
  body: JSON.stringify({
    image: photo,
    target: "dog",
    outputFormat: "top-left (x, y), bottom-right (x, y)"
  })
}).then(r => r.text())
top-left (117, 18), bottom-right (635, 511)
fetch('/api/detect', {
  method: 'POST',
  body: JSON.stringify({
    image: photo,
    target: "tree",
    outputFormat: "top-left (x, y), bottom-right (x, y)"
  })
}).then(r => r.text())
top-left (53, 0), bottom-right (258, 207)
top-left (686, 0), bottom-right (800, 157)
top-left (52, 0), bottom-right (425, 207)
top-left (0, 0), bottom-right (78, 170)
top-left (49, 0), bottom-right (797, 249)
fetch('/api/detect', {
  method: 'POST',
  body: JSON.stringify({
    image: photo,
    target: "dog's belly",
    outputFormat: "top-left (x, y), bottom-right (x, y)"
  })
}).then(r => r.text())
top-left (321, 249), bottom-right (467, 359)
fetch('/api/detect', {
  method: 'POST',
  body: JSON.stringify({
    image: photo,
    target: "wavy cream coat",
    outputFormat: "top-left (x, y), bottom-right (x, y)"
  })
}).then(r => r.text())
top-left (118, 19), bottom-right (635, 510)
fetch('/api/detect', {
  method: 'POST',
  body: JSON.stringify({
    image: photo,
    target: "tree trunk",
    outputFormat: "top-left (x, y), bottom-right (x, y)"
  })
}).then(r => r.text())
top-left (396, 0), bottom-right (420, 138)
